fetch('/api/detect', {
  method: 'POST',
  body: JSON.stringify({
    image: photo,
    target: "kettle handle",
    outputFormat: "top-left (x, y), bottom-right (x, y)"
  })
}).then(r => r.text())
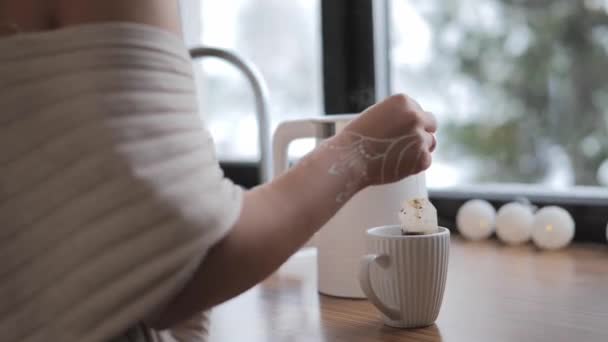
top-left (272, 119), bottom-right (326, 177)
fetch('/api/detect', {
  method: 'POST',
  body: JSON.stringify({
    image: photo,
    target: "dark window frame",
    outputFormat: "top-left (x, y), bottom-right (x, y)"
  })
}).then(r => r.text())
top-left (220, 0), bottom-right (608, 244)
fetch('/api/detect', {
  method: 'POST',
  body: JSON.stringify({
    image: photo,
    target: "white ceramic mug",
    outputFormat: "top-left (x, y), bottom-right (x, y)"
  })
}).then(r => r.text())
top-left (359, 225), bottom-right (450, 328)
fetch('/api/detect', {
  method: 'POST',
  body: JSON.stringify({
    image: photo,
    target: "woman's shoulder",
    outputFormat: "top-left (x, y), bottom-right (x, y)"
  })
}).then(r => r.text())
top-left (0, 0), bottom-right (188, 64)
top-left (54, 0), bottom-right (183, 37)
top-left (0, 0), bottom-right (182, 38)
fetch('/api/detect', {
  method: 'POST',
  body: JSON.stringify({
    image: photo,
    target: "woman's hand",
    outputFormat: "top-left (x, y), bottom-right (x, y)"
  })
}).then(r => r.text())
top-left (329, 94), bottom-right (438, 187)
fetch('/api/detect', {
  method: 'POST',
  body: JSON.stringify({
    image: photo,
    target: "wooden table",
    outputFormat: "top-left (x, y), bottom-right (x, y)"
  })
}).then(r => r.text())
top-left (209, 238), bottom-right (608, 342)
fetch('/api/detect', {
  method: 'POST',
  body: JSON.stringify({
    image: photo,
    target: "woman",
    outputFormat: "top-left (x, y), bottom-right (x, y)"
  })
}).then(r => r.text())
top-left (0, 1), bottom-right (437, 341)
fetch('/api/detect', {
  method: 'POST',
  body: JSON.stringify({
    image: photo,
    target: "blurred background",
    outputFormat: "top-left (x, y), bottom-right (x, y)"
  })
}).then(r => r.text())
top-left (180, 0), bottom-right (608, 190)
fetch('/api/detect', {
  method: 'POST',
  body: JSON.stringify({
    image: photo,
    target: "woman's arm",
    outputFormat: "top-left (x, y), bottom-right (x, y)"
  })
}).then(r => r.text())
top-left (152, 94), bottom-right (437, 329)
top-left (51, 0), bottom-right (437, 330)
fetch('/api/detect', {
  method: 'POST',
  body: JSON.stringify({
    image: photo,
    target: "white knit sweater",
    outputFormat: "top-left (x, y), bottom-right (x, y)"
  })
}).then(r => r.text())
top-left (0, 23), bottom-right (243, 342)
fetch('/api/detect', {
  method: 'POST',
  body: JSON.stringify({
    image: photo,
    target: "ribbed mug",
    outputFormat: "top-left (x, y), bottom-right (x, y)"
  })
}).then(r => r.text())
top-left (359, 225), bottom-right (450, 328)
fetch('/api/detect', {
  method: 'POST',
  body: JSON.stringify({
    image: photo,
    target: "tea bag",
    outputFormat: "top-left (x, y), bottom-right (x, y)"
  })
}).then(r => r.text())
top-left (399, 198), bottom-right (438, 235)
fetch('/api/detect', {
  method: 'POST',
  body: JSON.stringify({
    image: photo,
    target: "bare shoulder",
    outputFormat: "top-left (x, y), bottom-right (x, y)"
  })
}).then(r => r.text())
top-left (54, 0), bottom-right (182, 36)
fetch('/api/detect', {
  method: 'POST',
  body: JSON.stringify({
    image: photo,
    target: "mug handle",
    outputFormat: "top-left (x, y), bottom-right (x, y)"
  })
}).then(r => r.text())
top-left (359, 254), bottom-right (401, 320)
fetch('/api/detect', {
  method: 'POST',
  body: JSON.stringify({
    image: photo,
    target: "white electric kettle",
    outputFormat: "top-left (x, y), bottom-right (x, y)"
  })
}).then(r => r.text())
top-left (273, 115), bottom-right (427, 298)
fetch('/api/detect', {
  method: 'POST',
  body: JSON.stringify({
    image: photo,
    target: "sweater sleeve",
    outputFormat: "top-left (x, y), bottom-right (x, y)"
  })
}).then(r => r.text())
top-left (0, 23), bottom-right (243, 342)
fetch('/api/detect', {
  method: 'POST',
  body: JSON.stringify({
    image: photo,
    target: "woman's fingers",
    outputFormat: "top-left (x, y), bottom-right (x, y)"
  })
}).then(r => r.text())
top-left (420, 130), bottom-right (436, 153)
top-left (429, 133), bottom-right (437, 152)
top-left (418, 151), bottom-right (432, 172)
top-left (419, 132), bottom-right (434, 172)
top-left (421, 111), bottom-right (437, 133)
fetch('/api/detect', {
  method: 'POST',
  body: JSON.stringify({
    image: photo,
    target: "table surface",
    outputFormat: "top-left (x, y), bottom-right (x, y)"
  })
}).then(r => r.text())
top-left (208, 237), bottom-right (608, 342)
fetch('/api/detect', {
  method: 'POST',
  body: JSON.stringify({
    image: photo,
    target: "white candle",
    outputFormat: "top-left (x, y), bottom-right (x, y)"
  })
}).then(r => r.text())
top-left (531, 206), bottom-right (575, 250)
top-left (457, 199), bottom-right (496, 240)
top-left (496, 202), bottom-right (534, 245)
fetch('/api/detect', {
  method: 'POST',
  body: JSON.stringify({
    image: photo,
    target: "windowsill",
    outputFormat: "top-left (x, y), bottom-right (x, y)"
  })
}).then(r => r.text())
top-left (431, 184), bottom-right (608, 206)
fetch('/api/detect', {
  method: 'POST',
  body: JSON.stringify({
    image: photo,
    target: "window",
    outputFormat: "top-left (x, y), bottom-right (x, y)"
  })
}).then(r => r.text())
top-left (182, 0), bottom-right (322, 162)
top-left (179, 0), bottom-right (607, 241)
top-left (391, 0), bottom-right (608, 189)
